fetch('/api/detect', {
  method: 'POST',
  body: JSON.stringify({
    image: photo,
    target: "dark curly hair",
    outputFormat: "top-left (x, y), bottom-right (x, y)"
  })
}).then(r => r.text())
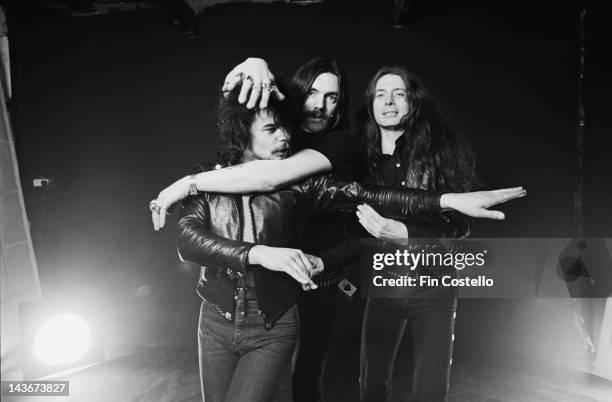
top-left (357, 66), bottom-right (478, 192)
top-left (215, 84), bottom-right (293, 166)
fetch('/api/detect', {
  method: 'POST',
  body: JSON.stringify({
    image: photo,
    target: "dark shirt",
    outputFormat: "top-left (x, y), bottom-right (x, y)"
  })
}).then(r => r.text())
top-left (292, 128), bottom-right (361, 284)
top-left (293, 128), bottom-right (359, 178)
top-left (378, 134), bottom-right (469, 239)
top-left (379, 134), bottom-right (467, 298)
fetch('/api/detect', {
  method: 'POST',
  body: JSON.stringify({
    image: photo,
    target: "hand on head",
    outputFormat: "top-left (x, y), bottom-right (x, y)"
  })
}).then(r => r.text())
top-left (222, 57), bottom-right (285, 109)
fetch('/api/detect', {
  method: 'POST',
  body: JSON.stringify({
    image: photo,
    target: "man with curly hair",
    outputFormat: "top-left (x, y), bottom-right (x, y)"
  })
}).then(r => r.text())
top-left (171, 82), bottom-right (524, 402)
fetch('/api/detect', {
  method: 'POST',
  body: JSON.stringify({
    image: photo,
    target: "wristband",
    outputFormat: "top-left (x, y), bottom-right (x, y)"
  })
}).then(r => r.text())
top-left (188, 174), bottom-right (198, 196)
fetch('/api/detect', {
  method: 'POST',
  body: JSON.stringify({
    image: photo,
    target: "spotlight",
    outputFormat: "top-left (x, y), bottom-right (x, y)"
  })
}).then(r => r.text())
top-left (33, 314), bottom-right (92, 366)
top-left (19, 296), bottom-right (105, 379)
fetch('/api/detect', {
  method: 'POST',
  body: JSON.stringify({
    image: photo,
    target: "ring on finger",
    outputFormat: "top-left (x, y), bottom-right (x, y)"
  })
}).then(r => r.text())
top-left (243, 75), bottom-right (254, 84)
top-left (262, 82), bottom-right (276, 92)
top-left (149, 199), bottom-right (159, 212)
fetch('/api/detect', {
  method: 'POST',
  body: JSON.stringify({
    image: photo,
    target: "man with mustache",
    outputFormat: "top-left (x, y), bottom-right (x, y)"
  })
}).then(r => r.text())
top-left (177, 85), bottom-right (458, 402)
top-left (151, 58), bottom-right (524, 401)
top-left (158, 56), bottom-right (362, 402)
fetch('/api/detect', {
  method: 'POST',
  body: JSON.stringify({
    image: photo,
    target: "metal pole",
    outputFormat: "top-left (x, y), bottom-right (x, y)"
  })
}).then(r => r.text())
top-left (575, 5), bottom-right (587, 237)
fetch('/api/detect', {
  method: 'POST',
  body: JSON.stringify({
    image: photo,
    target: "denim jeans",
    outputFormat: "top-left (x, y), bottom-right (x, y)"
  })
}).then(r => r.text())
top-left (360, 293), bottom-right (457, 402)
top-left (198, 296), bottom-right (298, 402)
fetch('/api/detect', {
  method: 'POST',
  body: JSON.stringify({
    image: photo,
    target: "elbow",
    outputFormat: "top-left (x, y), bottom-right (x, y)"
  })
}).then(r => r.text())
top-left (176, 238), bottom-right (191, 263)
top-left (176, 227), bottom-right (196, 263)
top-left (177, 248), bottom-right (187, 263)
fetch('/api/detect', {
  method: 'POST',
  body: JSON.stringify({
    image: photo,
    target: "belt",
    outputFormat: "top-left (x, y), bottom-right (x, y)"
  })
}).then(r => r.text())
top-left (314, 269), bottom-right (345, 287)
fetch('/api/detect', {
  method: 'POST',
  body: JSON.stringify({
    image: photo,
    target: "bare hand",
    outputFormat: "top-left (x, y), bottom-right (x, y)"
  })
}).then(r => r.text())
top-left (151, 176), bottom-right (190, 231)
top-left (248, 245), bottom-right (317, 289)
top-left (302, 254), bottom-right (324, 291)
top-left (221, 57), bottom-right (286, 109)
top-left (440, 187), bottom-right (526, 220)
top-left (356, 204), bottom-right (409, 244)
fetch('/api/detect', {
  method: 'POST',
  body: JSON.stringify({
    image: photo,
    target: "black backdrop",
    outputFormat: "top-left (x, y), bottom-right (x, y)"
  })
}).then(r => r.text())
top-left (9, 0), bottom-right (610, 357)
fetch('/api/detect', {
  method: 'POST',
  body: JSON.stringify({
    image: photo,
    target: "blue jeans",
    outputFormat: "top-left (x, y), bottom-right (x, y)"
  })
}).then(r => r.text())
top-left (198, 298), bottom-right (298, 402)
top-left (360, 294), bottom-right (457, 402)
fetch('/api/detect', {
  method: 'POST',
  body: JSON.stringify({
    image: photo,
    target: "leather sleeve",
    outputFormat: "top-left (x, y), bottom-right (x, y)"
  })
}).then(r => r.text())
top-left (403, 212), bottom-right (471, 239)
top-left (177, 196), bottom-right (254, 278)
top-left (305, 174), bottom-right (443, 221)
top-left (318, 236), bottom-right (361, 274)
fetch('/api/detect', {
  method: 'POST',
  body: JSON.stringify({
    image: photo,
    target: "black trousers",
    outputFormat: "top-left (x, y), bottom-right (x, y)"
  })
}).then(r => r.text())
top-left (292, 285), bottom-right (339, 402)
top-left (359, 294), bottom-right (457, 402)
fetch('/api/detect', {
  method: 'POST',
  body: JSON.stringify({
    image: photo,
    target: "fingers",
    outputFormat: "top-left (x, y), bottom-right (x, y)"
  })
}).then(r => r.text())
top-left (271, 86), bottom-right (286, 102)
top-left (286, 261), bottom-right (311, 284)
top-left (246, 76), bottom-right (262, 109)
top-left (489, 187), bottom-right (527, 207)
top-left (491, 187), bottom-right (524, 197)
top-left (259, 81), bottom-right (286, 109)
top-left (259, 81), bottom-right (272, 109)
top-left (304, 254), bottom-right (324, 276)
top-left (238, 76), bottom-right (253, 105)
top-left (357, 204), bottom-right (381, 230)
top-left (478, 209), bottom-right (506, 220)
top-left (159, 206), bottom-right (167, 228)
top-left (222, 69), bottom-right (242, 95)
top-left (157, 194), bottom-right (169, 229)
top-left (259, 72), bottom-right (285, 108)
top-left (151, 197), bottom-right (163, 231)
top-left (311, 261), bottom-right (324, 276)
top-left (152, 210), bottom-right (160, 231)
top-left (357, 209), bottom-right (380, 238)
top-left (296, 251), bottom-right (314, 273)
top-left (151, 192), bottom-right (173, 231)
top-left (302, 280), bottom-right (318, 291)
top-left (280, 250), bottom-right (312, 284)
top-left (359, 204), bottom-right (383, 220)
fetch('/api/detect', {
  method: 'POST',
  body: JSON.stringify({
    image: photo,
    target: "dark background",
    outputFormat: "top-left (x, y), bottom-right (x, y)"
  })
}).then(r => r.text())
top-left (5, 0), bottom-right (612, 398)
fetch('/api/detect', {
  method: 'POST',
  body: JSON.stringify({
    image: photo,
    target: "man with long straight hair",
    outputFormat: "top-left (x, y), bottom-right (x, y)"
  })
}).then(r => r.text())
top-left (356, 65), bottom-right (476, 402)
top-left (151, 59), bottom-right (525, 401)
top-left (179, 84), bottom-right (461, 402)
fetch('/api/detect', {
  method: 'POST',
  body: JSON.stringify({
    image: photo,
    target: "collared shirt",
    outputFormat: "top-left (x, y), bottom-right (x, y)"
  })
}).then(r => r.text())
top-left (379, 134), bottom-right (416, 189)
top-left (377, 134), bottom-right (459, 298)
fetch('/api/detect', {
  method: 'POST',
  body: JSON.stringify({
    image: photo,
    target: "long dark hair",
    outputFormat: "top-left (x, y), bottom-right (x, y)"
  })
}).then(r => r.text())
top-left (288, 56), bottom-right (349, 131)
top-left (358, 66), bottom-right (478, 192)
top-left (215, 84), bottom-right (292, 166)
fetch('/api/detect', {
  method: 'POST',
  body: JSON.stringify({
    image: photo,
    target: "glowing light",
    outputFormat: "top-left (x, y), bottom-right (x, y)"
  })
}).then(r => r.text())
top-left (33, 314), bottom-right (91, 365)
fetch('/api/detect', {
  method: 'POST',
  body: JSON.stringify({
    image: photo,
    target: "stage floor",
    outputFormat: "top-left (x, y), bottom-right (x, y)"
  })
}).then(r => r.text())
top-left (5, 343), bottom-right (611, 402)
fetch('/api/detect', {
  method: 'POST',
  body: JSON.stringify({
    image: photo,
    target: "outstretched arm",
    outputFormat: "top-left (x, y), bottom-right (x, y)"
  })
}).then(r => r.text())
top-left (153, 149), bottom-right (331, 230)
top-left (307, 175), bottom-right (526, 221)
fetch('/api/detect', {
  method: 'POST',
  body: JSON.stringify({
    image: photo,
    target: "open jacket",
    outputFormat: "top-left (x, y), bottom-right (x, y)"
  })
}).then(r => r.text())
top-left (177, 172), bottom-right (443, 328)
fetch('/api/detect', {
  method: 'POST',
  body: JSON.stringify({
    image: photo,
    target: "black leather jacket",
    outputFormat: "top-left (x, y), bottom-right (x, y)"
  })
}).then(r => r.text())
top-left (177, 173), bottom-right (442, 328)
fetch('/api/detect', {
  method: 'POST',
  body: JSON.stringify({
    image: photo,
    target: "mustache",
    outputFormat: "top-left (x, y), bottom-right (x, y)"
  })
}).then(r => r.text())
top-left (305, 109), bottom-right (326, 119)
top-left (275, 146), bottom-right (291, 155)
